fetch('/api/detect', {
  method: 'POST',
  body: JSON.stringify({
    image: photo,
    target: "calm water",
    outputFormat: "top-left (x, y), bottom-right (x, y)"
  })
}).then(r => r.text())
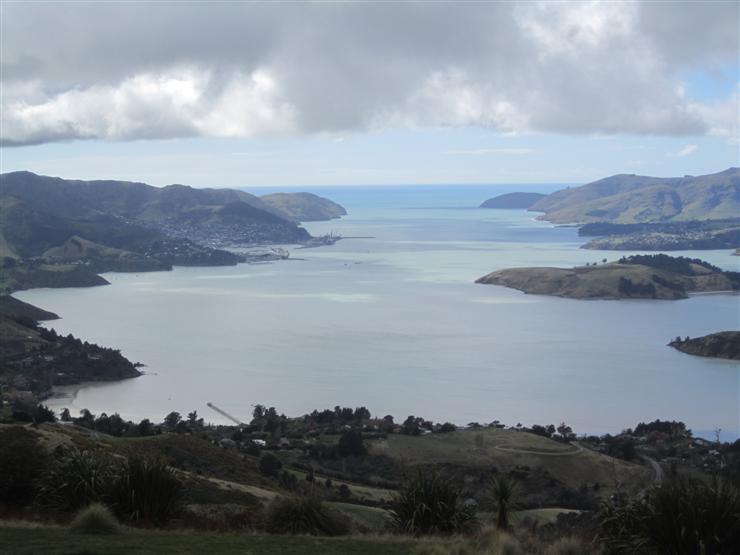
top-left (16, 185), bottom-right (740, 438)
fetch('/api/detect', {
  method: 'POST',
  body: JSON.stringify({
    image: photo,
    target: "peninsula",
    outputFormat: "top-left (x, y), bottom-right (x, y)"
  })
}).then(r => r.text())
top-left (480, 192), bottom-right (546, 209)
top-left (669, 332), bottom-right (740, 361)
top-left (475, 254), bottom-right (740, 300)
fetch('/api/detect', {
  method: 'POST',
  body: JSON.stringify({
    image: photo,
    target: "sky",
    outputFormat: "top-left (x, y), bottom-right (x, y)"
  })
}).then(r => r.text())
top-left (1, 1), bottom-right (738, 188)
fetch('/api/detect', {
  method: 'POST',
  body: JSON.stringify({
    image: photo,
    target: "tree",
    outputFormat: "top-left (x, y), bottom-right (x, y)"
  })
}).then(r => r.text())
top-left (557, 422), bottom-right (575, 441)
top-left (78, 409), bottom-right (95, 428)
top-left (353, 406), bottom-right (371, 422)
top-left (252, 404), bottom-right (266, 419)
top-left (164, 411), bottom-right (181, 428)
top-left (60, 408), bottom-right (72, 422)
top-left (337, 430), bottom-right (366, 457)
top-left (402, 415), bottom-right (421, 436)
top-left (137, 419), bottom-right (153, 436)
top-left (381, 415), bottom-right (395, 432)
top-left (34, 404), bottom-right (56, 424)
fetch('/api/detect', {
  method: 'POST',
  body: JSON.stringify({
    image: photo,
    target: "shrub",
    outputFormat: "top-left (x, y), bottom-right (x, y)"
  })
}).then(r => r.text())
top-left (390, 472), bottom-right (478, 536)
top-left (108, 457), bottom-right (182, 526)
top-left (258, 452), bottom-right (282, 477)
top-left (597, 478), bottom-right (740, 554)
top-left (38, 448), bottom-right (113, 512)
top-left (69, 503), bottom-right (120, 535)
top-left (0, 427), bottom-right (48, 507)
top-left (264, 495), bottom-right (349, 536)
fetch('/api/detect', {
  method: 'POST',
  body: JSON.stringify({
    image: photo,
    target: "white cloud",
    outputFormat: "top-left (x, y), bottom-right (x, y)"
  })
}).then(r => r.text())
top-left (667, 144), bottom-right (699, 157)
top-left (1, 1), bottom-right (737, 145)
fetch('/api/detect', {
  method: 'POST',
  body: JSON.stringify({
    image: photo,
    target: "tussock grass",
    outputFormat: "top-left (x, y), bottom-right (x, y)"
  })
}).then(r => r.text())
top-left (69, 503), bottom-right (120, 535)
top-left (264, 495), bottom-right (350, 536)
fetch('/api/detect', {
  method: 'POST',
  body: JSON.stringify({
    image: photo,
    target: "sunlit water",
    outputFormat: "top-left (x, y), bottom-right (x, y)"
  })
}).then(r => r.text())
top-left (16, 185), bottom-right (740, 439)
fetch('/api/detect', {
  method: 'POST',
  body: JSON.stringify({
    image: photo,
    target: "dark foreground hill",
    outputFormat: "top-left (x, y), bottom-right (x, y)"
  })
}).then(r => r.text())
top-left (530, 167), bottom-right (740, 224)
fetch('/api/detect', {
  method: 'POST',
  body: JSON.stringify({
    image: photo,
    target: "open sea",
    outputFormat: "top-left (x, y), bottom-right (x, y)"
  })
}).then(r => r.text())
top-left (16, 185), bottom-right (740, 439)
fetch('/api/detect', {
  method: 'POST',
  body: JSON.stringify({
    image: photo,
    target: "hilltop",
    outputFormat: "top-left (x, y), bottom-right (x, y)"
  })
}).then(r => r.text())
top-left (475, 254), bottom-right (740, 300)
top-left (530, 168), bottom-right (740, 224)
top-left (480, 192), bottom-right (546, 209)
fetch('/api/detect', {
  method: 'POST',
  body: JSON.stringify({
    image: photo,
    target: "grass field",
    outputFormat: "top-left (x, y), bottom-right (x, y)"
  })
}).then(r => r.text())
top-left (371, 428), bottom-right (651, 496)
top-left (0, 522), bottom-right (420, 555)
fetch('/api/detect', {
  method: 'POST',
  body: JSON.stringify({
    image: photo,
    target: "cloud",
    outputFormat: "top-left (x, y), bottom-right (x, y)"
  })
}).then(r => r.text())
top-left (1, 1), bottom-right (738, 145)
top-left (667, 144), bottom-right (699, 157)
top-left (449, 148), bottom-right (535, 156)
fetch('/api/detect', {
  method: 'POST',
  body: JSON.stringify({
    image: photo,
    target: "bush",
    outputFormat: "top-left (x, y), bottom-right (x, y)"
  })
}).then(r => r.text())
top-left (38, 448), bottom-right (113, 512)
top-left (264, 495), bottom-right (349, 536)
top-left (390, 472), bottom-right (478, 536)
top-left (0, 427), bottom-right (48, 507)
top-left (108, 457), bottom-right (182, 526)
top-left (598, 478), bottom-right (740, 554)
top-left (337, 430), bottom-right (366, 457)
top-left (69, 503), bottom-right (120, 535)
top-left (490, 475), bottom-right (518, 531)
top-left (258, 452), bottom-right (282, 477)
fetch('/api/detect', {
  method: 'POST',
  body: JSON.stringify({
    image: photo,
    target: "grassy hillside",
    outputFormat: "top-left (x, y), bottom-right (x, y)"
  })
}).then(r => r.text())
top-left (261, 193), bottom-right (347, 222)
top-left (531, 167), bottom-right (740, 224)
top-left (371, 427), bottom-right (649, 500)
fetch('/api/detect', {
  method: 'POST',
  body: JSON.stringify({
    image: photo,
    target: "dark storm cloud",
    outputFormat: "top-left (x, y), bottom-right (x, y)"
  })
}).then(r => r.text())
top-left (1, 1), bottom-right (737, 145)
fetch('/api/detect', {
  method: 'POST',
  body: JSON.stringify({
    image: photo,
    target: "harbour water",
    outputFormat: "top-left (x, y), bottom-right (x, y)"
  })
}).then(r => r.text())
top-left (17, 185), bottom-right (740, 439)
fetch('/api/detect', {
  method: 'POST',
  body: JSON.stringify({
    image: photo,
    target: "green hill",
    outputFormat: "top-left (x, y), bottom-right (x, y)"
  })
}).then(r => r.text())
top-left (0, 171), bottom-right (311, 251)
top-left (530, 168), bottom-right (740, 224)
top-left (261, 192), bottom-right (347, 222)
